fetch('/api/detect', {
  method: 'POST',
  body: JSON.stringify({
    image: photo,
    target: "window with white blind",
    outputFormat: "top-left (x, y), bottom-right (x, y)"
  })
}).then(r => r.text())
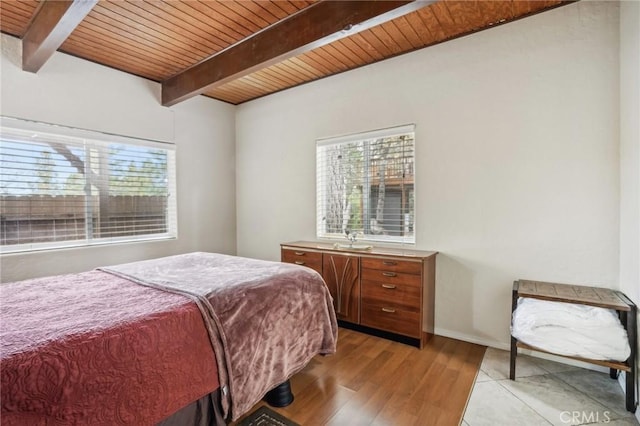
top-left (316, 124), bottom-right (415, 245)
top-left (0, 117), bottom-right (177, 253)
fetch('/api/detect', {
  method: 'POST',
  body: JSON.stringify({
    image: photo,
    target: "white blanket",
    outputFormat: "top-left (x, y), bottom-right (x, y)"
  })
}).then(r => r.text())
top-left (511, 298), bottom-right (631, 361)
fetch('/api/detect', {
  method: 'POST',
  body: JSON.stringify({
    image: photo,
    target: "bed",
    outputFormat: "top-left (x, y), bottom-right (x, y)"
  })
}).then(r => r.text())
top-left (0, 252), bottom-right (338, 424)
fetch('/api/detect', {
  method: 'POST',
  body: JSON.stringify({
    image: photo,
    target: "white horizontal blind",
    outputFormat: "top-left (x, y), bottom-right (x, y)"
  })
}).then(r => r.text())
top-left (316, 124), bottom-right (415, 244)
top-left (0, 117), bottom-right (177, 253)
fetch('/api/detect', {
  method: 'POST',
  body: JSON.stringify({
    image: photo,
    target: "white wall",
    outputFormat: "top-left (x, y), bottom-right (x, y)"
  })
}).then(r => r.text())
top-left (236, 2), bottom-right (621, 347)
top-left (619, 2), bottom-right (640, 417)
top-left (619, 1), bottom-right (640, 309)
top-left (0, 34), bottom-right (237, 282)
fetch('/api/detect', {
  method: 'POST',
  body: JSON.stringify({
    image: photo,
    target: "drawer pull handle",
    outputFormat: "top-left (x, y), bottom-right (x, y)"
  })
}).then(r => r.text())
top-left (294, 252), bottom-right (305, 256)
top-left (381, 307), bottom-right (396, 313)
top-left (383, 261), bottom-right (397, 266)
top-left (382, 272), bottom-right (397, 277)
top-left (295, 261), bottom-right (305, 265)
top-left (381, 284), bottom-right (396, 289)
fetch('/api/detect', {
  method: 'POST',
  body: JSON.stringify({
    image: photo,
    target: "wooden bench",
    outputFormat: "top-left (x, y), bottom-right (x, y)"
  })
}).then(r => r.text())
top-left (510, 280), bottom-right (637, 413)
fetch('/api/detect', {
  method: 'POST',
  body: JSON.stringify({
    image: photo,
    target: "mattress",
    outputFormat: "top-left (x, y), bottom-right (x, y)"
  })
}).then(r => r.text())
top-left (511, 297), bottom-right (631, 362)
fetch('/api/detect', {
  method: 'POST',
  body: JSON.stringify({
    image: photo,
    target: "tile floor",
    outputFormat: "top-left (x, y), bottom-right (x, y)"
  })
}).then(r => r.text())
top-left (463, 348), bottom-right (639, 426)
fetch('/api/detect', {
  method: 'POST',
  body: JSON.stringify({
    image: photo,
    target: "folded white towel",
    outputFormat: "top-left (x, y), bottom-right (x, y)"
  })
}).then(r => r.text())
top-left (511, 298), bottom-right (631, 362)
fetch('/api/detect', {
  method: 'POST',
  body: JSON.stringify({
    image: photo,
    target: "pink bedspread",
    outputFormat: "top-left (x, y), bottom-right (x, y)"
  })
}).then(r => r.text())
top-left (102, 252), bottom-right (338, 421)
top-left (0, 270), bottom-right (219, 425)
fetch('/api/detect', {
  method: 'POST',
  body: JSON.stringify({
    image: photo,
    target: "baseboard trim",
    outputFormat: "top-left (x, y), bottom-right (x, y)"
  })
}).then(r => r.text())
top-left (434, 328), bottom-right (607, 373)
top-left (434, 327), bottom-right (507, 350)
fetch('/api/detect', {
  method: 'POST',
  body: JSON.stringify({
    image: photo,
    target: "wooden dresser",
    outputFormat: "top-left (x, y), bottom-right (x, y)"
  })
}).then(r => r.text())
top-left (281, 241), bottom-right (438, 348)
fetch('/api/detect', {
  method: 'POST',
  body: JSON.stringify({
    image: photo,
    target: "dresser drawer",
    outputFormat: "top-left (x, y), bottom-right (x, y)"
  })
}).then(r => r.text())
top-left (361, 280), bottom-right (420, 311)
top-left (281, 249), bottom-right (323, 274)
top-left (361, 257), bottom-right (422, 275)
top-left (361, 303), bottom-right (421, 338)
top-left (360, 268), bottom-right (421, 288)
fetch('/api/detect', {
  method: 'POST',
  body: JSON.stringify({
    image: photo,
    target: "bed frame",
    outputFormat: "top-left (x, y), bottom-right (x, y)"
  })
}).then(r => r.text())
top-left (158, 381), bottom-right (293, 425)
top-left (510, 280), bottom-right (637, 413)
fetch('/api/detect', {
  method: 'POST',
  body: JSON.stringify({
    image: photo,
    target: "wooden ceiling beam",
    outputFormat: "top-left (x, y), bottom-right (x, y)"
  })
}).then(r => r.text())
top-left (22, 0), bottom-right (97, 73)
top-left (161, 0), bottom-right (434, 107)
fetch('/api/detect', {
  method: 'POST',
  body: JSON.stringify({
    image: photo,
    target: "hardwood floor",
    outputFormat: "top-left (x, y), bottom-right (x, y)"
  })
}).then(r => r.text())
top-left (235, 328), bottom-right (486, 426)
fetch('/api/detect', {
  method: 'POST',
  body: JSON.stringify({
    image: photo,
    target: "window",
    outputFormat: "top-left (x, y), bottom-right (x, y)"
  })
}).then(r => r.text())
top-left (316, 124), bottom-right (415, 244)
top-left (0, 117), bottom-right (177, 253)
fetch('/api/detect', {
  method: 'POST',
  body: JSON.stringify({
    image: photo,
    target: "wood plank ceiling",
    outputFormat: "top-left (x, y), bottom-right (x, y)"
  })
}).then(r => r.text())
top-left (1, 0), bottom-right (570, 105)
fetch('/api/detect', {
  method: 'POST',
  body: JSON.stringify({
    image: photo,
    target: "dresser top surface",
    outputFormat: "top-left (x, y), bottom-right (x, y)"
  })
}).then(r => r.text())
top-left (281, 241), bottom-right (438, 260)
